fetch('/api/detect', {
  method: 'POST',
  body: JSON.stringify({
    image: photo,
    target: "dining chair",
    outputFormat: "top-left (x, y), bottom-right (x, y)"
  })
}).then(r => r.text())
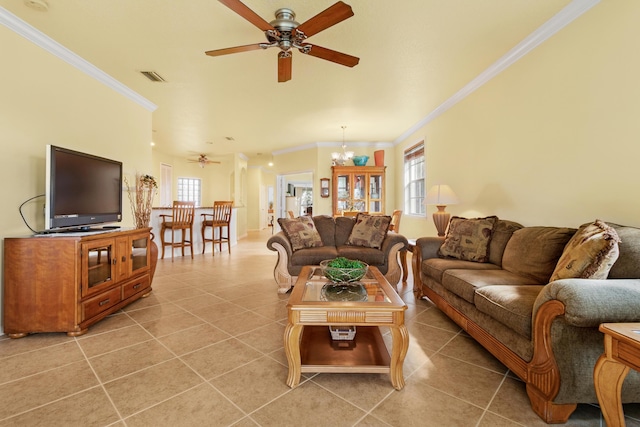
top-left (389, 209), bottom-right (403, 233)
top-left (159, 201), bottom-right (195, 260)
top-left (201, 201), bottom-right (233, 255)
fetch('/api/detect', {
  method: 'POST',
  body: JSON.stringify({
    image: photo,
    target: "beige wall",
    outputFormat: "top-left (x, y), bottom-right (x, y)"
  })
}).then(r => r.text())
top-left (0, 25), bottom-right (153, 332)
top-left (395, 0), bottom-right (640, 238)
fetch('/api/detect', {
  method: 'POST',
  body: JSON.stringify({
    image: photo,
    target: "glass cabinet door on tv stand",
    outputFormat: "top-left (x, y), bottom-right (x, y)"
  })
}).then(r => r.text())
top-left (332, 166), bottom-right (386, 217)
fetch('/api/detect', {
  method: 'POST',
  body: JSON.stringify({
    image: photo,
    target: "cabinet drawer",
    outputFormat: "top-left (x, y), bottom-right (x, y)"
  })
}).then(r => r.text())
top-left (122, 276), bottom-right (150, 300)
top-left (83, 287), bottom-right (121, 321)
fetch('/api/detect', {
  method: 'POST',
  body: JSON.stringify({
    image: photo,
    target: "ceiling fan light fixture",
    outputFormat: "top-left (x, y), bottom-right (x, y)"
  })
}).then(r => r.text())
top-left (270, 8), bottom-right (299, 31)
top-left (207, 1), bottom-right (358, 82)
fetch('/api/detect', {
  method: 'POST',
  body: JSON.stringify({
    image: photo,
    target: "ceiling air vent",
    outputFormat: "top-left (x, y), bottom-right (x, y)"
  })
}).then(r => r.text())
top-left (140, 71), bottom-right (166, 82)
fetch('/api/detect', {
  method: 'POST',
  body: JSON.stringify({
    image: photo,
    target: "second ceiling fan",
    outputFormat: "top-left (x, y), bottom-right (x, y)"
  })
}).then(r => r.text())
top-left (206, 0), bottom-right (359, 82)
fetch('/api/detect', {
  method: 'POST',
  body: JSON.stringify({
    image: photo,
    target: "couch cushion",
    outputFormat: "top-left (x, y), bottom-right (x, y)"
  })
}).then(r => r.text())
top-left (335, 216), bottom-right (355, 246)
top-left (442, 269), bottom-right (539, 304)
top-left (438, 216), bottom-right (498, 263)
top-left (312, 215), bottom-right (336, 246)
top-left (474, 285), bottom-right (544, 339)
top-left (336, 245), bottom-right (386, 266)
top-left (607, 223), bottom-right (640, 279)
top-left (550, 220), bottom-right (621, 282)
top-left (290, 246), bottom-right (339, 266)
top-left (489, 220), bottom-right (524, 266)
top-left (278, 216), bottom-right (324, 252)
top-left (422, 258), bottom-right (501, 283)
top-left (346, 214), bottom-right (391, 249)
top-left (502, 226), bottom-right (576, 284)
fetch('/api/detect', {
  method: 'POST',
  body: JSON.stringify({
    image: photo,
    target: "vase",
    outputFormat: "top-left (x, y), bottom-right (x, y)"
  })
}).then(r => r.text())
top-left (374, 150), bottom-right (385, 166)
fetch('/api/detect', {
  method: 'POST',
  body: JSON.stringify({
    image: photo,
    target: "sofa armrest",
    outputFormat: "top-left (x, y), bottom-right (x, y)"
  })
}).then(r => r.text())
top-left (533, 278), bottom-right (640, 327)
top-left (267, 232), bottom-right (292, 256)
top-left (381, 233), bottom-right (408, 256)
top-left (415, 236), bottom-right (445, 261)
top-left (266, 232), bottom-right (296, 293)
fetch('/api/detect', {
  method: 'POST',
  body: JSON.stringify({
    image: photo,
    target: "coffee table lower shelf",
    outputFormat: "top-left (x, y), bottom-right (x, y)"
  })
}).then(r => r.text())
top-left (299, 325), bottom-right (391, 374)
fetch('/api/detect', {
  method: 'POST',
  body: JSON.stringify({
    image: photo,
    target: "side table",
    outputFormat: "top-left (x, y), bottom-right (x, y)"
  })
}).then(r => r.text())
top-left (400, 239), bottom-right (416, 283)
top-left (594, 323), bottom-right (640, 427)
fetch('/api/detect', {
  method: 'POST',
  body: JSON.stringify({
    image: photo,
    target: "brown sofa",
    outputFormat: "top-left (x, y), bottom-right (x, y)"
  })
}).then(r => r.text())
top-left (267, 215), bottom-right (407, 293)
top-left (413, 219), bottom-right (640, 423)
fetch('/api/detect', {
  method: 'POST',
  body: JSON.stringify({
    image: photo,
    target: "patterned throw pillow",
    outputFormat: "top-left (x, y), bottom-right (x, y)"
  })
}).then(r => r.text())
top-left (550, 220), bottom-right (621, 281)
top-left (277, 216), bottom-right (324, 252)
top-left (438, 216), bottom-right (498, 263)
top-left (346, 214), bottom-right (391, 249)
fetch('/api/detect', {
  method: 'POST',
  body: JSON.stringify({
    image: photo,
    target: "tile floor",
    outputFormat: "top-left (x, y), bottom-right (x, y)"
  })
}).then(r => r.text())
top-left (1, 229), bottom-right (639, 426)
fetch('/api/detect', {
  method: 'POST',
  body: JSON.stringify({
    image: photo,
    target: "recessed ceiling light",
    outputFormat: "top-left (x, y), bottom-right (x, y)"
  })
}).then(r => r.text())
top-left (150, 142), bottom-right (155, 146)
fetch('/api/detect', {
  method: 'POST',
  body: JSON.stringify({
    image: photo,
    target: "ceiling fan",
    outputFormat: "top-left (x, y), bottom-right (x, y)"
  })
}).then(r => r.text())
top-left (188, 154), bottom-right (221, 168)
top-left (206, 0), bottom-right (359, 82)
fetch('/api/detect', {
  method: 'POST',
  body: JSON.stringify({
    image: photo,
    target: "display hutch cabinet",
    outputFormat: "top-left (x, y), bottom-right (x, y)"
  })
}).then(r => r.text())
top-left (332, 166), bottom-right (386, 216)
top-left (3, 228), bottom-right (153, 338)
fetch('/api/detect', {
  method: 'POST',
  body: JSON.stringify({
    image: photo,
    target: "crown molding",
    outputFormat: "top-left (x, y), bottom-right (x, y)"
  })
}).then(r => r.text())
top-left (394, 0), bottom-right (600, 145)
top-left (0, 7), bottom-right (157, 112)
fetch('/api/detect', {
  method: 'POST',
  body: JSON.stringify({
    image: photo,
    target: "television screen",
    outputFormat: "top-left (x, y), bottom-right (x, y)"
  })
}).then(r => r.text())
top-left (45, 145), bottom-right (123, 231)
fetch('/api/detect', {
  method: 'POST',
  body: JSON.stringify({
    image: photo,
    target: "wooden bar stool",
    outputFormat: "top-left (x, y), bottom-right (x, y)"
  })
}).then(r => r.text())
top-left (201, 201), bottom-right (233, 255)
top-left (159, 201), bottom-right (195, 260)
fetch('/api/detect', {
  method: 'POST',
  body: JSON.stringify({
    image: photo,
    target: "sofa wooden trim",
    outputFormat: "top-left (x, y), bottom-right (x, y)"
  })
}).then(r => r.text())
top-left (413, 244), bottom-right (577, 423)
top-left (272, 240), bottom-right (406, 294)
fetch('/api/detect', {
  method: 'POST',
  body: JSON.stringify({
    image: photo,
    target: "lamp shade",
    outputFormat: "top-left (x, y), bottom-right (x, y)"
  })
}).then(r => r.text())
top-left (425, 184), bottom-right (459, 206)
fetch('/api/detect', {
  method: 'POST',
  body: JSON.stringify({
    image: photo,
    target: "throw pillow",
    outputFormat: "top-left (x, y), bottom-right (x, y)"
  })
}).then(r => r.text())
top-left (550, 220), bottom-right (621, 281)
top-left (438, 216), bottom-right (498, 263)
top-left (346, 214), bottom-right (391, 249)
top-left (278, 216), bottom-right (324, 252)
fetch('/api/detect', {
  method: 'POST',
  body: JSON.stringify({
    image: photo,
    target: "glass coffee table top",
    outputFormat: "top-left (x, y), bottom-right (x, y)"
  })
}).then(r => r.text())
top-left (301, 267), bottom-right (391, 303)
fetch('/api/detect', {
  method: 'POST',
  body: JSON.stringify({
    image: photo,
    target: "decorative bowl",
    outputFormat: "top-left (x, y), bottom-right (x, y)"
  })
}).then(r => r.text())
top-left (320, 258), bottom-right (368, 283)
top-left (352, 156), bottom-right (369, 166)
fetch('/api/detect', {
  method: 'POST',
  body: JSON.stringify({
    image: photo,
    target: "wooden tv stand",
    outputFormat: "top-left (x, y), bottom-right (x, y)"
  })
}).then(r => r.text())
top-left (3, 228), bottom-right (153, 338)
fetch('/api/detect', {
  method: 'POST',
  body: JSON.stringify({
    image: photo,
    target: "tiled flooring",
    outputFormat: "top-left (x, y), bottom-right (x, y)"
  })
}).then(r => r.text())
top-left (1, 230), bottom-right (639, 426)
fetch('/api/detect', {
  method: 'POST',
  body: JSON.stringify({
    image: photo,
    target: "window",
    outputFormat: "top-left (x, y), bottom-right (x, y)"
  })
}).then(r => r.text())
top-left (404, 142), bottom-right (425, 215)
top-left (177, 177), bottom-right (201, 206)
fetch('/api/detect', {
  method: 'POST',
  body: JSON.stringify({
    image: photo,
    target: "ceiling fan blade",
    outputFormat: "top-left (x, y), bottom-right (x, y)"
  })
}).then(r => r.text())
top-left (302, 44), bottom-right (359, 67)
top-left (205, 43), bottom-right (264, 57)
top-left (218, 0), bottom-right (276, 32)
top-left (296, 1), bottom-right (354, 38)
top-left (278, 53), bottom-right (292, 83)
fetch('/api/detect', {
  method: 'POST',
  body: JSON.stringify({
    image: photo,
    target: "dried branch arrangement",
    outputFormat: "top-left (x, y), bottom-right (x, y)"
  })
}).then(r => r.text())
top-left (125, 174), bottom-right (157, 228)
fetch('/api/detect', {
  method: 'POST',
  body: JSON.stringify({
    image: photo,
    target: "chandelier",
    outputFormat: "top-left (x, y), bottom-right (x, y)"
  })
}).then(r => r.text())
top-left (331, 126), bottom-right (354, 166)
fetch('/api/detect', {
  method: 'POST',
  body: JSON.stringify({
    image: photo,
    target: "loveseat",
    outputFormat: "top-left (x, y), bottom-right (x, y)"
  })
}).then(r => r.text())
top-left (267, 215), bottom-right (408, 294)
top-left (413, 217), bottom-right (640, 423)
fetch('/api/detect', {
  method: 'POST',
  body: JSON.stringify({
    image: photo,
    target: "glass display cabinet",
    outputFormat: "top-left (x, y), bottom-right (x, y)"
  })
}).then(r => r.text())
top-left (332, 166), bottom-right (386, 216)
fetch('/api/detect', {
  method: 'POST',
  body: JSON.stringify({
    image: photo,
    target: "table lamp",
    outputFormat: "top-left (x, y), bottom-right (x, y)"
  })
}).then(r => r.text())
top-left (424, 184), bottom-right (459, 237)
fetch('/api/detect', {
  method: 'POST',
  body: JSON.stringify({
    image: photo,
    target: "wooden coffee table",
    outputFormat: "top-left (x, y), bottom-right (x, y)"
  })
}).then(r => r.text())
top-left (284, 265), bottom-right (409, 390)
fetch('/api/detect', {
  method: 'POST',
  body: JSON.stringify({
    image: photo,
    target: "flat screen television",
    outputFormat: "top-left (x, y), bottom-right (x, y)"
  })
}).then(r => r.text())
top-left (45, 145), bottom-right (123, 231)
